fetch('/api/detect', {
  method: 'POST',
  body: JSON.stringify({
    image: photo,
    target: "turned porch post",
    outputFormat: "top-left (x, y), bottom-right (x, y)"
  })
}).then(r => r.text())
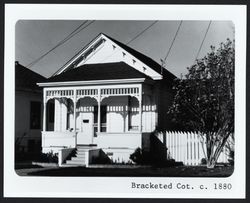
top-left (43, 89), bottom-right (47, 131)
top-left (73, 89), bottom-right (77, 132)
top-left (97, 88), bottom-right (101, 133)
top-left (139, 85), bottom-right (143, 132)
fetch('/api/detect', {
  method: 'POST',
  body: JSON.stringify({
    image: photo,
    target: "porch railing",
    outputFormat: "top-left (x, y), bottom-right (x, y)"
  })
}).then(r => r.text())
top-left (42, 131), bottom-right (76, 148)
top-left (95, 132), bottom-right (142, 149)
top-left (93, 123), bottom-right (106, 136)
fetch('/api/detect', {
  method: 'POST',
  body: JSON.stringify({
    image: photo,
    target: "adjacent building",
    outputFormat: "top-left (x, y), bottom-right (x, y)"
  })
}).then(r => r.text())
top-left (15, 62), bottom-right (46, 154)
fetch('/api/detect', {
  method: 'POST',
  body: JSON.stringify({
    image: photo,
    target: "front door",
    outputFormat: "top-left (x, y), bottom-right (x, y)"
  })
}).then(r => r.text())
top-left (77, 112), bottom-right (94, 144)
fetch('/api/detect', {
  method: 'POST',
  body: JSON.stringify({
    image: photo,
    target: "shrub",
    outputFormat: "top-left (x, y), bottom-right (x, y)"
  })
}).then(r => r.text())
top-left (129, 147), bottom-right (165, 165)
top-left (201, 158), bottom-right (207, 165)
top-left (130, 148), bottom-right (183, 167)
top-left (35, 151), bottom-right (58, 163)
top-left (130, 148), bottom-right (144, 164)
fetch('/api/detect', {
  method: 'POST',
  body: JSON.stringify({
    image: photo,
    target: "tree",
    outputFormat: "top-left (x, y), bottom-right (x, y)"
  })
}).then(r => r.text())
top-left (168, 39), bottom-right (234, 168)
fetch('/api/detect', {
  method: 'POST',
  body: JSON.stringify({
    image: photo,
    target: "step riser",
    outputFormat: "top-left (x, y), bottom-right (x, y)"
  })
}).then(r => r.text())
top-left (75, 155), bottom-right (85, 158)
top-left (76, 152), bottom-right (86, 155)
top-left (71, 158), bottom-right (85, 161)
top-left (65, 148), bottom-right (86, 166)
top-left (76, 150), bottom-right (88, 153)
top-left (66, 161), bottom-right (85, 165)
top-left (64, 146), bottom-right (97, 166)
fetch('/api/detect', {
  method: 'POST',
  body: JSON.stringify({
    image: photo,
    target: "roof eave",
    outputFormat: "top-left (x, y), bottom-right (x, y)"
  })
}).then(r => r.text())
top-left (37, 78), bottom-right (154, 87)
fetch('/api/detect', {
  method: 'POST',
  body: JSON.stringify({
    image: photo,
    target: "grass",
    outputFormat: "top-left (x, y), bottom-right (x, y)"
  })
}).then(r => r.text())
top-left (15, 165), bottom-right (234, 177)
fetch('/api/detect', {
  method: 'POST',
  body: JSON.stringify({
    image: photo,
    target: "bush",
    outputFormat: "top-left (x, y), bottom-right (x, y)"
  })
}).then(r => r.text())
top-left (201, 158), bottom-right (207, 165)
top-left (35, 151), bottom-right (58, 163)
top-left (130, 148), bottom-right (183, 167)
top-left (129, 148), bottom-right (153, 165)
top-left (130, 148), bottom-right (144, 164)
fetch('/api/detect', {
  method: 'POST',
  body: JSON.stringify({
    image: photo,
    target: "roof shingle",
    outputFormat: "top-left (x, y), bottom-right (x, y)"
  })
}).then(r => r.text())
top-left (15, 62), bottom-right (46, 91)
top-left (47, 62), bottom-right (151, 83)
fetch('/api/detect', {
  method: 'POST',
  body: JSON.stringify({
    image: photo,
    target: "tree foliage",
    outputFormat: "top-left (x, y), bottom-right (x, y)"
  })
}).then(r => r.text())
top-left (168, 39), bottom-right (234, 168)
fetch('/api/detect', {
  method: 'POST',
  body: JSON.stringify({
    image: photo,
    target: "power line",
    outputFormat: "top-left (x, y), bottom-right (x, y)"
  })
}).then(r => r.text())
top-left (194, 21), bottom-right (212, 62)
top-left (27, 20), bottom-right (88, 68)
top-left (26, 20), bottom-right (95, 68)
top-left (99, 21), bottom-right (158, 63)
top-left (126, 21), bottom-right (158, 45)
top-left (163, 21), bottom-right (183, 62)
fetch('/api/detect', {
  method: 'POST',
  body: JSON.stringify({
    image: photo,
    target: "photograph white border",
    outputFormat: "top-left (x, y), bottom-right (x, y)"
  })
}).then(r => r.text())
top-left (4, 4), bottom-right (246, 198)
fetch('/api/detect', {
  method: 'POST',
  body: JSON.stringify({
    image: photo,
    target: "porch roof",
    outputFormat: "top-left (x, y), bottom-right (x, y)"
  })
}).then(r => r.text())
top-left (46, 62), bottom-right (152, 83)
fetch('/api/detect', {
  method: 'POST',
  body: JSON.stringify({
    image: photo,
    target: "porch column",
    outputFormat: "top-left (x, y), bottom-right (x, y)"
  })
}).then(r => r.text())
top-left (139, 100), bottom-right (142, 132)
top-left (127, 96), bottom-right (130, 132)
top-left (139, 85), bottom-right (143, 132)
top-left (97, 89), bottom-right (101, 133)
top-left (73, 89), bottom-right (77, 132)
top-left (43, 89), bottom-right (46, 131)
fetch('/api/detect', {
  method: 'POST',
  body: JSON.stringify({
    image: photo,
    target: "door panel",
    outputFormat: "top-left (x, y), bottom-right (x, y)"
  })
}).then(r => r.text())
top-left (77, 113), bottom-right (93, 144)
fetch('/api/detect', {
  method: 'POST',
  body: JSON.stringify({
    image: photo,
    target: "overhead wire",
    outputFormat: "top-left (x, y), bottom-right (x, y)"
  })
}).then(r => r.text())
top-left (26, 20), bottom-right (95, 68)
top-left (160, 21), bottom-right (182, 74)
top-left (163, 21), bottom-right (183, 62)
top-left (99, 21), bottom-right (158, 63)
top-left (126, 21), bottom-right (158, 45)
top-left (194, 21), bottom-right (212, 63)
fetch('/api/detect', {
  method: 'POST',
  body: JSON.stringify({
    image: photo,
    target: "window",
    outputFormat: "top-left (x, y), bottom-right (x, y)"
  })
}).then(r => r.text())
top-left (48, 102), bottom-right (54, 123)
top-left (94, 105), bottom-right (107, 132)
top-left (30, 101), bottom-right (41, 129)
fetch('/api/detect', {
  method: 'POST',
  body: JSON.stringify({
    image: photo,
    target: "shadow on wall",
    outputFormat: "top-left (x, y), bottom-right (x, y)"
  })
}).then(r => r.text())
top-left (92, 149), bottom-right (112, 164)
top-left (149, 133), bottom-right (167, 164)
top-left (130, 132), bottom-right (183, 166)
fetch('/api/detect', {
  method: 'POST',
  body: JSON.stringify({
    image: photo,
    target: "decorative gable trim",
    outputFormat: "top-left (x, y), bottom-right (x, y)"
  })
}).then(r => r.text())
top-left (53, 34), bottom-right (106, 76)
top-left (53, 33), bottom-right (163, 80)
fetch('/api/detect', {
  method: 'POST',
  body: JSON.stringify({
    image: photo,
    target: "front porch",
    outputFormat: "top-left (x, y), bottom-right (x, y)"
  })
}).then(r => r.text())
top-left (40, 82), bottom-right (156, 164)
top-left (42, 131), bottom-right (143, 153)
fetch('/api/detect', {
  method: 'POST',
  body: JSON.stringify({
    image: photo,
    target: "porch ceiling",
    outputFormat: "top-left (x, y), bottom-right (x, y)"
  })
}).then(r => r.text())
top-left (46, 62), bottom-right (152, 83)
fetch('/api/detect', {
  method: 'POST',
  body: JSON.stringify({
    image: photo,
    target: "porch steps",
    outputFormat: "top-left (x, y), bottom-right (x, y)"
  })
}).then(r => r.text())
top-left (64, 145), bottom-right (97, 167)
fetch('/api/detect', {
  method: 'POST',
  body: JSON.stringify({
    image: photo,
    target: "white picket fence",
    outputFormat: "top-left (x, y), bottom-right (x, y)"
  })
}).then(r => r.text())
top-left (155, 131), bottom-right (232, 166)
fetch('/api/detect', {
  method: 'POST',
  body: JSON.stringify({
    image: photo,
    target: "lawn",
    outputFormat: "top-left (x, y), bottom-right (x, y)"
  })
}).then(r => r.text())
top-left (15, 165), bottom-right (233, 177)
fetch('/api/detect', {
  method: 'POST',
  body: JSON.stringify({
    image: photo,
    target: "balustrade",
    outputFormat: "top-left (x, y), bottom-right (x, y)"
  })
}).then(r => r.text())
top-left (45, 87), bottom-right (140, 102)
top-left (43, 85), bottom-right (143, 133)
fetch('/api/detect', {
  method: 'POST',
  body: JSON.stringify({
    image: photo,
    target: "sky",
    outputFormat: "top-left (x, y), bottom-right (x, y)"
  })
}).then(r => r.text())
top-left (15, 20), bottom-right (234, 78)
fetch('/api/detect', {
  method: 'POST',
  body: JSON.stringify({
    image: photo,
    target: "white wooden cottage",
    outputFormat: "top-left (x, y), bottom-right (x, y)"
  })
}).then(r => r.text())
top-left (37, 33), bottom-right (176, 166)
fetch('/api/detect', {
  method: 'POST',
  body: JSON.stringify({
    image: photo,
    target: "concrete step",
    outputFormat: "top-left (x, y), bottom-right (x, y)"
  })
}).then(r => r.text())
top-left (77, 144), bottom-right (97, 147)
top-left (76, 149), bottom-right (89, 152)
top-left (61, 164), bottom-right (86, 167)
top-left (75, 154), bottom-right (86, 158)
top-left (76, 151), bottom-right (87, 156)
top-left (71, 157), bottom-right (85, 161)
top-left (66, 160), bottom-right (85, 165)
top-left (76, 145), bottom-right (97, 150)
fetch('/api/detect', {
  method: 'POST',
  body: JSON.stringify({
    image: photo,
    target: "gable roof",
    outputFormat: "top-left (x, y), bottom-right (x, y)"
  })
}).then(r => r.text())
top-left (15, 61), bottom-right (46, 92)
top-left (53, 33), bottom-right (176, 82)
top-left (103, 34), bottom-right (176, 81)
top-left (47, 62), bottom-right (152, 83)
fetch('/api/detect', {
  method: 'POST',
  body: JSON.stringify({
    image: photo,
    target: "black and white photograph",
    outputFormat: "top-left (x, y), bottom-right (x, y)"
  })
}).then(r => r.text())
top-left (4, 4), bottom-right (246, 198)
